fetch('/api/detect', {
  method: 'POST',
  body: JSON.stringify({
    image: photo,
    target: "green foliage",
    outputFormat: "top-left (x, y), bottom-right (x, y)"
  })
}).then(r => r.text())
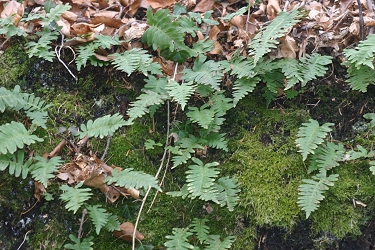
top-left (0, 121), bottom-right (43, 154)
top-left (0, 150), bottom-right (32, 179)
top-left (26, 30), bottom-right (59, 62)
top-left (87, 205), bottom-right (109, 235)
top-left (64, 235), bottom-right (94, 250)
top-left (187, 104), bottom-right (216, 129)
top-left (191, 218), bottom-right (209, 244)
top-left (343, 34), bottom-right (375, 69)
top-left (297, 172), bottom-right (339, 219)
top-left (249, 10), bottom-right (301, 63)
top-left (30, 156), bottom-right (63, 187)
top-left (60, 183), bottom-right (93, 214)
top-left (214, 177), bottom-right (240, 211)
top-left (105, 168), bottom-right (161, 191)
top-left (307, 142), bottom-right (345, 173)
top-left (79, 113), bottom-right (127, 139)
top-left (0, 15), bottom-right (25, 37)
top-left (295, 119), bottom-right (334, 161)
top-left (166, 80), bottom-right (196, 110)
top-left (164, 228), bottom-right (194, 249)
top-left (345, 64), bottom-right (375, 92)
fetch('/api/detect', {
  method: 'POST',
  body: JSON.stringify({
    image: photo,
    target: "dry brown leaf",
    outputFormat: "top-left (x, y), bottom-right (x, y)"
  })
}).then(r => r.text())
top-left (277, 35), bottom-right (298, 59)
top-left (209, 40), bottom-right (223, 54)
top-left (62, 11), bottom-right (78, 23)
top-left (1, 0), bottom-right (20, 18)
top-left (123, 22), bottom-right (148, 40)
top-left (208, 25), bottom-right (220, 40)
top-left (114, 222), bottom-right (144, 242)
top-left (34, 181), bottom-right (46, 202)
top-left (90, 16), bottom-right (124, 28)
top-left (123, 0), bottom-right (142, 17)
top-left (267, 0), bottom-right (281, 20)
top-left (193, 0), bottom-right (214, 12)
top-left (146, 0), bottom-right (176, 9)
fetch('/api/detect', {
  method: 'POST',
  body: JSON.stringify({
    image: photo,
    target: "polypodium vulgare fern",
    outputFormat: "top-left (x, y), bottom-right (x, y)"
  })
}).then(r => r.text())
top-left (79, 113), bottom-right (127, 139)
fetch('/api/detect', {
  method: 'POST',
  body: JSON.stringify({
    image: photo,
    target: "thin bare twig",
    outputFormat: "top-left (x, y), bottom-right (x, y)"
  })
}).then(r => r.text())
top-left (16, 230), bottom-right (31, 250)
top-left (101, 135), bottom-right (112, 160)
top-left (78, 208), bottom-right (88, 239)
top-left (132, 63), bottom-right (178, 250)
top-left (357, 0), bottom-right (365, 40)
top-left (55, 32), bottom-right (78, 82)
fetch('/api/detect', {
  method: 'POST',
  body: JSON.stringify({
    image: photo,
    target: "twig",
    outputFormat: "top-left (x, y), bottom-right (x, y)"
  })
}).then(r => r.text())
top-left (78, 208), bottom-right (88, 239)
top-left (55, 32), bottom-right (78, 82)
top-left (16, 230), bottom-right (31, 250)
top-left (101, 135), bottom-right (112, 160)
top-left (0, 37), bottom-right (11, 50)
top-left (132, 63), bottom-right (178, 250)
top-left (357, 0), bottom-right (365, 40)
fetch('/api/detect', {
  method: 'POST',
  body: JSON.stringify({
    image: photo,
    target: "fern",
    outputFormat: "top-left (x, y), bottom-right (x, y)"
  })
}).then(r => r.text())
top-left (298, 172), bottom-right (339, 218)
top-left (60, 182), bottom-right (93, 214)
top-left (45, 4), bottom-right (71, 24)
top-left (76, 43), bottom-right (98, 71)
top-left (0, 86), bottom-right (21, 112)
top-left (79, 113), bottom-right (127, 139)
top-left (345, 65), bottom-right (375, 92)
top-left (30, 156), bottom-right (63, 187)
top-left (343, 34), bottom-right (375, 69)
top-left (0, 121), bottom-right (43, 154)
top-left (229, 56), bottom-right (257, 79)
top-left (166, 80), bottom-right (196, 110)
top-left (26, 30), bottom-right (59, 62)
top-left (0, 15), bottom-right (26, 37)
top-left (182, 56), bottom-right (227, 90)
top-left (0, 150), bottom-right (32, 179)
top-left (87, 205), bottom-right (109, 235)
top-left (15, 92), bottom-right (50, 129)
top-left (214, 177), bottom-right (240, 211)
top-left (164, 228), bottom-right (194, 250)
top-left (249, 10), bottom-right (301, 63)
top-left (190, 218), bottom-right (209, 244)
top-left (282, 54), bottom-right (332, 89)
top-left (295, 119), bottom-right (334, 161)
top-left (104, 213), bottom-right (121, 232)
top-left (105, 168), bottom-right (161, 191)
top-left (205, 235), bottom-right (235, 250)
top-left (307, 142), bottom-right (345, 173)
top-left (187, 104), bottom-right (216, 129)
top-left (186, 158), bottom-right (220, 202)
top-left (202, 132), bottom-right (228, 151)
top-left (232, 77), bottom-right (260, 106)
top-left (167, 135), bottom-right (205, 167)
top-left (110, 48), bottom-right (162, 76)
top-left (64, 235), bottom-right (94, 250)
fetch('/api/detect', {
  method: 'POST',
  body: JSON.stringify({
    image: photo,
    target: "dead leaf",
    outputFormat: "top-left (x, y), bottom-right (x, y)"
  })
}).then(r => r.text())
top-left (277, 35), bottom-right (298, 59)
top-left (267, 0), bottom-right (281, 20)
top-left (90, 16), bottom-right (124, 28)
top-left (34, 181), bottom-right (46, 201)
top-left (1, 0), bottom-right (20, 18)
top-left (146, 0), bottom-right (176, 9)
top-left (193, 0), bottom-right (214, 12)
top-left (114, 222), bottom-right (144, 242)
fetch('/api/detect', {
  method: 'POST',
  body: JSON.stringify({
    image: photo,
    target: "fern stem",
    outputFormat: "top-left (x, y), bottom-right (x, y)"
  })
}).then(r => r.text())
top-left (132, 63), bottom-right (177, 250)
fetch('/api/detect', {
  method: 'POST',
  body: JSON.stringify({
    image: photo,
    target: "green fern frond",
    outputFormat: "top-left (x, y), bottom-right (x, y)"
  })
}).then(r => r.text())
top-left (295, 119), bottom-right (334, 161)
top-left (126, 90), bottom-right (168, 124)
top-left (79, 113), bottom-right (127, 139)
top-left (0, 15), bottom-right (26, 37)
top-left (30, 156), bottom-right (63, 187)
top-left (308, 142), bottom-right (345, 173)
top-left (105, 168), bottom-right (161, 191)
top-left (60, 182), bottom-right (93, 214)
top-left (214, 177), bottom-right (240, 211)
top-left (298, 172), bottom-right (339, 218)
top-left (345, 65), bottom-right (375, 92)
top-left (182, 56), bottom-right (226, 90)
top-left (0, 121), bottom-right (43, 154)
top-left (232, 77), bottom-right (260, 106)
top-left (144, 76), bottom-right (168, 95)
top-left (282, 54), bottom-right (332, 89)
top-left (203, 132), bottom-right (228, 151)
top-left (210, 91), bottom-right (233, 115)
top-left (0, 150), bottom-right (32, 179)
top-left (167, 136), bottom-right (205, 167)
top-left (45, 4), bottom-right (71, 23)
top-left (190, 218), bottom-right (209, 244)
top-left (87, 205), bottom-right (109, 235)
top-left (186, 158), bottom-right (220, 202)
top-left (187, 104), bottom-right (216, 129)
top-left (26, 30), bottom-right (59, 62)
top-left (230, 56), bottom-right (257, 79)
top-left (64, 235), bottom-right (94, 250)
top-left (104, 213), bottom-right (121, 232)
top-left (164, 228), bottom-right (194, 250)
top-left (343, 34), bottom-right (375, 69)
top-left (205, 235), bottom-right (235, 250)
top-left (166, 80), bottom-right (196, 110)
top-left (110, 48), bottom-right (162, 76)
top-left (370, 161), bottom-right (375, 175)
top-left (143, 8), bottom-right (188, 52)
top-left (0, 86), bottom-right (24, 112)
top-left (76, 43), bottom-right (97, 71)
top-left (249, 10), bottom-right (301, 63)
top-left (94, 34), bottom-right (121, 49)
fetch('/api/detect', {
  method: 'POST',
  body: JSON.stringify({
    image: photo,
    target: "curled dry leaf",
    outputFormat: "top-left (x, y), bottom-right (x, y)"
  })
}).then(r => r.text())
top-left (146, 0), bottom-right (176, 9)
top-left (114, 222), bottom-right (144, 242)
top-left (193, 0), bottom-right (214, 12)
top-left (34, 181), bottom-right (46, 202)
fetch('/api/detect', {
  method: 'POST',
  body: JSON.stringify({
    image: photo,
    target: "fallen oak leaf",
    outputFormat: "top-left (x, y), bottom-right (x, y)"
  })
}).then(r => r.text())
top-left (113, 222), bottom-right (144, 242)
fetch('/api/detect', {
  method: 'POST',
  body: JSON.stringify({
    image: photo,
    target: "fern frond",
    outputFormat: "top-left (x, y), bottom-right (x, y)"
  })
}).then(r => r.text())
top-left (87, 205), bottom-right (109, 235)
top-left (343, 34), bottom-right (375, 69)
top-left (210, 91), bottom-right (233, 115)
top-left (187, 104), bottom-right (216, 129)
top-left (190, 218), bottom-right (209, 244)
top-left (105, 168), bottom-right (161, 191)
top-left (205, 235), bottom-right (235, 250)
top-left (16, 92), bottom-right (50, 129)
top-left (0, 121), bottom-right (43, 154)
top-left (126, 90), bottom-right (168, 124)
top-left (0, 86), bottom-right (23, 112)
top-left (110, 48), bottom-right (162, 76)
top-left (166, 80), bottom-right (196, 110)
top-left (370, 161), bottom-right (375, 175)
top-left (76, 43), bottom-right (97, 71)
top-left (249, 10), bottom-right (301, 63)
top-left (64, 235), bottom-right (94, 250)
top-left (79, 113), bottom-right (127, 139)
top-left (164, 228), bottom-right (194, 250)
top-left (298, 172), bottom-right (339, 218)
top-left (214, 177), bottom-right (240, 211)
top-left (345, 65), bottom-right (375, 92)
top-left (45, 4), bottom-right (71, 23)
top-left (104, 213), bottom-right (121, 232)
top-left (182, 56), bottom-right (226, 90)
top-left (186, 158), bottom-right (220, 202)
top-left (282, 54), bottom-right (332, 89)
top-left (232, 77), bottom-right (260, 106)
top-left (0, 150), bottom-right (32, 179)
top-left (230, 56), bottom-right (257, 79)
top-left (30, 156), bottom-right (63, 187)
top-left (295, 119), bottom-right (334, 161)
top-left (308, 142), bottom-right (345, 173)
top-left (143, 76), bottom-right (168, 95)
top-left (26, 30), bottom-right (59, 62)
top-left (143, 8), bottom-right (188, 52)
top-left (203, 132), bottom-right (228, 151)
top-left (60, 182), bottom-right (93, 214)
